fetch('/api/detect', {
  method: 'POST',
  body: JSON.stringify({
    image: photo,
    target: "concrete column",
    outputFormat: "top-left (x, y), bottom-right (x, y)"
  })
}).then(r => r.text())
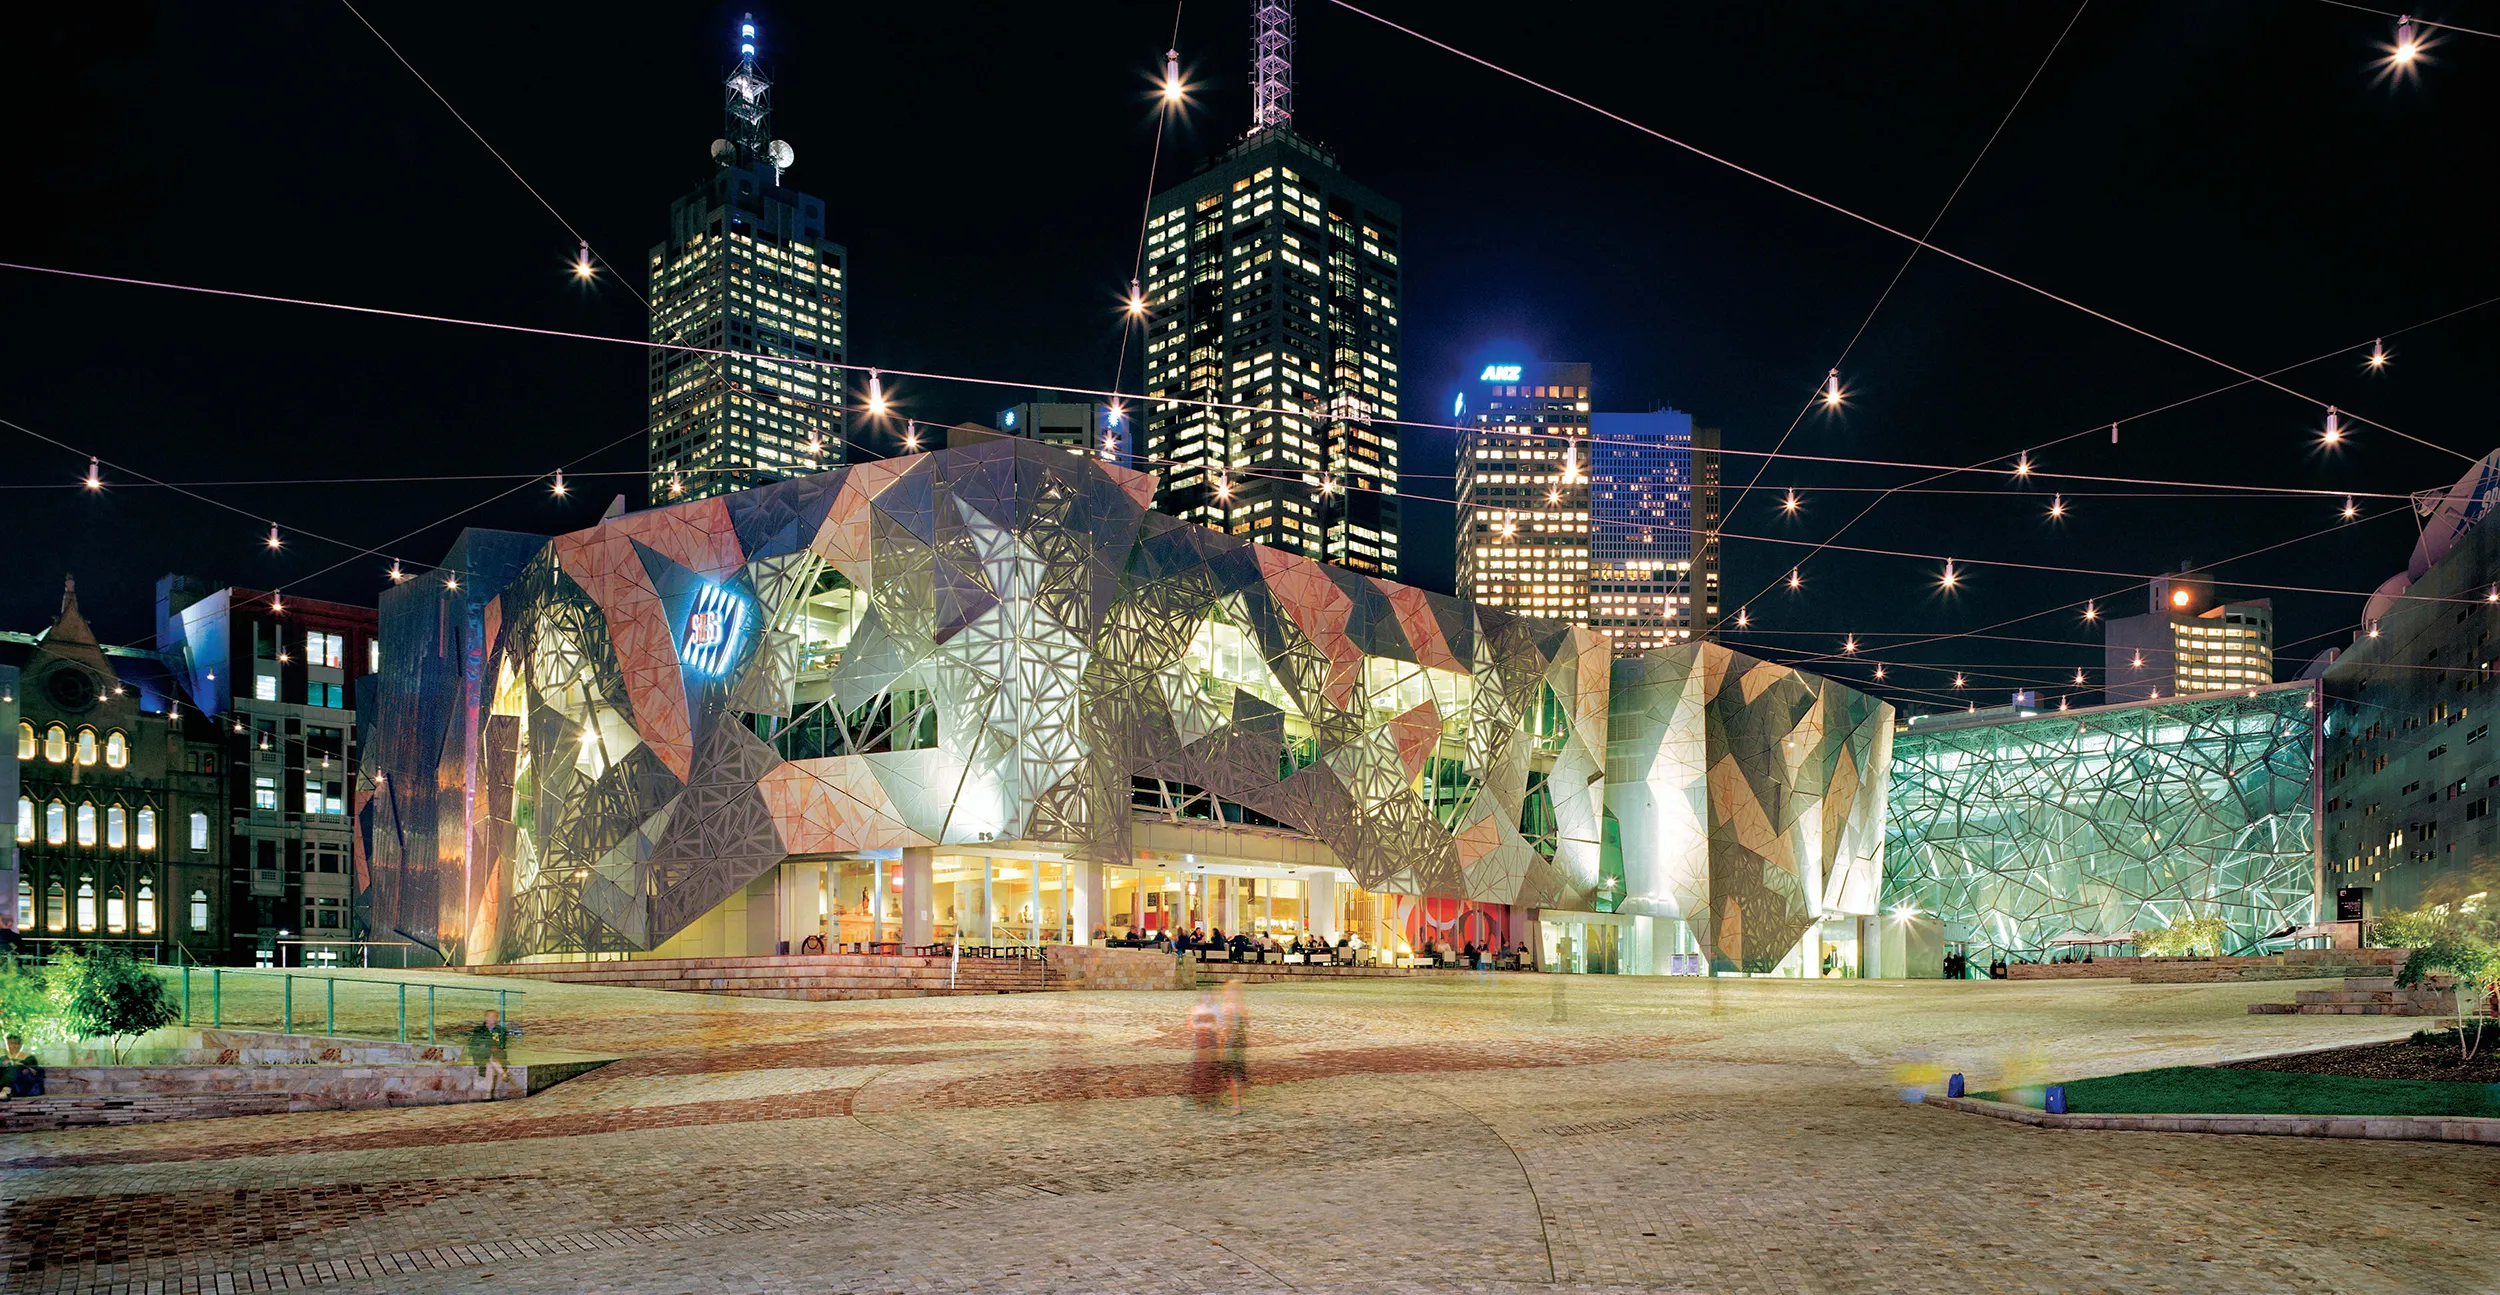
top-left (1310, 873), bottom-right (1337, 941)
top-left (980, 857), bottom-right (995, 942)
top-left (819, 860), bottom-right (833, 942)
top-left (1077, 857), bottom-right (1103, 943)
top-left (1029, 862), bottom-right (1043, 946)
top-left (870, 858), bottom-right (885, 943)
top-left (1129, 858), bottom-right (1145, 933)
top-left (901, 846), bottom-right (934, 947)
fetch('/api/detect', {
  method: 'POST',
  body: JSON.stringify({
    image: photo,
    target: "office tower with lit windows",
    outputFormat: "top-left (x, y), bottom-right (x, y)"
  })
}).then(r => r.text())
top-left (1456, 362), bottom-right (1592, 619)
top-left (645, 15), bottom-right (846, 501)
top-left (2102, 567), bottom-right (2274, 702)
top-left (996, 402), bottom-right (1127, 467)
top-left (1588, 410), bottom-right (1719, 656)
top-left (1138, 5), bottom-right (1403, 574)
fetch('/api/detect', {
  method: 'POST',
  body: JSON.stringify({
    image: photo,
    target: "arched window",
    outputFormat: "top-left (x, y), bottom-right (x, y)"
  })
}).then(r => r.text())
top-left (13, 797), bottom-right (29, 845)
top-left (190, 811), bottom-right (210, 851)
top-left (105, 805), bottom-right (127, 849)
top-left (45, 800), bottom-right (67, 845)
top-left (43, 724), bottom-right (66, 763)
top-left (74, 727), bottom-right (98, 767)
top-left (105, 884), bottom-right (127, 933)
top-left (136, 808), bottom-right (157, 851)
top-left (75, 879), bottom-right (97, 932)
top-left (189, 889), bottom-right (210, 932)
top-left (75, 802), bottom-right (97, 848)
top-left (105, 730), bottom-right (128, 769)
top-left (14, 720), bottom-right (30, 760)
top-left (137, 880), bottom-right (158, 934)
top-left (46, 881), bottom-right (67, 932)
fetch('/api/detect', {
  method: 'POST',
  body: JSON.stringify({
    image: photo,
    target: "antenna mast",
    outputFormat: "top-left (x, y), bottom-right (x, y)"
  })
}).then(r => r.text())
top-left (1250, 0), bottom-right (1294, 134)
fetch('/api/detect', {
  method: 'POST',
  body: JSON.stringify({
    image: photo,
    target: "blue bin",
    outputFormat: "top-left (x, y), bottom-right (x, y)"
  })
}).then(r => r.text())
top-left (1946, 1073), bottom-right (1965, 1099)
top-left (2045, 1084), bottom-right (2067, 1115)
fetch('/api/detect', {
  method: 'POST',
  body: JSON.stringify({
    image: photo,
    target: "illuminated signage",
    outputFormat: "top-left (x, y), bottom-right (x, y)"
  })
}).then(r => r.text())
top-left (681, 583), bottom-right (748, 676)
top-left (1479, 364), bottom-right (1523, 382)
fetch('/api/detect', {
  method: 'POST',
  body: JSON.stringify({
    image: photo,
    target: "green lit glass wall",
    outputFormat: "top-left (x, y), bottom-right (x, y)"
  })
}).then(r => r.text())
top-left (1882, 684), bottom-right (2320, 959)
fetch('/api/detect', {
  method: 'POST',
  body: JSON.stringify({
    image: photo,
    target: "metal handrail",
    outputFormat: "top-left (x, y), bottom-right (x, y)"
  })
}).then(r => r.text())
top-left (158, 965), bottom-right (520, 1047)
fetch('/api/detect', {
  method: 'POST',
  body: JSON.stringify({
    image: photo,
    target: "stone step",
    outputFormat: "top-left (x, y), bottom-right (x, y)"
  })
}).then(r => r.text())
top-left (0, 1092), bottom-right (296, 1133)
top-left (2293, 988), bottom-right (2451, 1006)
top-left (2245, 1002), bottom-right (2300, 1014)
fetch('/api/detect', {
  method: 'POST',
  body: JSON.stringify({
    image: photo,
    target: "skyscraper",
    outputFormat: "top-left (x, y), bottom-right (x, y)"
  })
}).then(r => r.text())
top-left (1589, 409), bottom-right (1719, 655)
top-left (645, 15), bottom-right (847, 501)
top-left (1139, 1), bottom-right (1404, 574)
top-left (2102, 568), bottom-right (2274, 702)
top-left (1456, 362), bottom-right (1592, 619)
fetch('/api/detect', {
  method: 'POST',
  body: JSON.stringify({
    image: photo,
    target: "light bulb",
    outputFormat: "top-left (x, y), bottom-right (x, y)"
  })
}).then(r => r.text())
top-left (2393, 14), bottom-right (2418, 64)
top-left (2368, 620), bottom-right (2380, 639)
top-left (573, 240), bottom-right (595, 281)
top-left (1735, 606), bottom-right (1751, 629)
top-left (1217, 473), bottom-right (1234, 501)
top-left (1952, 673), bottom-right (1967, 689)
top-left (1872, 663), bottom-right (1886, 680)
top-left (2322, 406), bottom-right (2342, 446)
top-left (1939, 559), bottom-right (1960, 591)
top-left (2073, 669), bottom-right (2086, 685)
top-left (445, 574), bottom-right (460, 591)
top-left (669, 473), bottom-right (684, 497)
top-left (1780, 489), bottom-right (1800, 515)
top-left (805, 435), bottom-right (824, 457)
top-left (2048, 494), bottom-right (2066, 520)
top-left (1842, 635), bottom-right (1858, 655)
top-left (903, 420), bottom-right (920, 451)
top-left (2013, 454), bottom-right (2033, 479)
top-left (2342, 497), bottom-right (2359, 521)
top-left (1786, 568), bottom-right (1802, 591)
top-left (388, 562), bottom-right (406, 583)
top-left (271, 594), bottom-right (286, 615)
top-left (2059, 697), bottom-right (2070, 711)
top-left (1125, 277), bottom-right (1147, 317)
top-left (867, 368), bottom-right (887, 416)
top-left (1106, 400), bottom-right (1125, 427)
top-left (2367, 338), bottom-right (2389, 369)
top-left (2083, 600), bottom-right (2099, 622)
top-left (84, 456), bottom-right (102, 491)
top-left (1821, 368), bottom-right (1843, 408)
top-left (1163, 49), bottom-right (1184, 103)
top-left (2131, 651), bottom-right (2145, 669)
top-left (553, 469), bottom-right (568, 498)
top-left (263, 523), bottom-right (283, 551)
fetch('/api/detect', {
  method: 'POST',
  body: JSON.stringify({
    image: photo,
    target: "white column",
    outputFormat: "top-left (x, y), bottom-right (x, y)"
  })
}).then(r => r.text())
top-left (901, 847), bottom-right (934, 947)
top-left (1310, 873), bottom-right (1337, 941)
top-left (1029, 862), bottom-right (1043, 946)
top-left (1076, 858), bottom-right (1103, 943)
top-left (871, 858), bottom-right (886, 944)
top-left (980, 857), bottom-right (996, 942)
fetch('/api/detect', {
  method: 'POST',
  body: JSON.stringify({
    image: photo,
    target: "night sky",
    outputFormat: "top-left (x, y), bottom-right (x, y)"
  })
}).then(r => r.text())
top-left (5, 2), bottom-right (2493, 713)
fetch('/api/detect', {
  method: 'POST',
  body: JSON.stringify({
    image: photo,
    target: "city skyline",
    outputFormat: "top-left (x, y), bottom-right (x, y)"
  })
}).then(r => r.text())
top-left (4, 2), bottom-right (2493, 719)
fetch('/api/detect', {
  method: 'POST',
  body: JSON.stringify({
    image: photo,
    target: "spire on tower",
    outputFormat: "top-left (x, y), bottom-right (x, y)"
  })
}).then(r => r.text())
top-left (712, 13), bottom-right (794, 175)
top-left (1249, 0), bottom-right (1294, 134)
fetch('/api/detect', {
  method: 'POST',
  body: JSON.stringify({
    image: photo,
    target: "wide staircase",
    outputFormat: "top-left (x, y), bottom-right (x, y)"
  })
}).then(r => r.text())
top-left (470, 952), bottom-right (1045, 1002)
top-left (2247, 948), bottom-right (2456, 1016)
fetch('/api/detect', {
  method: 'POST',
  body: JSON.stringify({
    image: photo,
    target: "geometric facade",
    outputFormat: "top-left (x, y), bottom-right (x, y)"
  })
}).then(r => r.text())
top-left (1607, 644), bottom-right (1894, 972)
top-left (1881, 683), bottom-right (2321, 961)
top-left (369, 441), bottom-right (1622, 964)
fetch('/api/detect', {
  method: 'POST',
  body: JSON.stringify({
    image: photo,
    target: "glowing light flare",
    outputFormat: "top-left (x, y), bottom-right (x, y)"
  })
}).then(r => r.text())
top-left (1780, 488), bottom-right (1800, 515)
top-left (1217, 473), bottom-right (1235, 501)
top-left (2367, 620), bottom-right (2381, 639)
top-left (902, 420), bottom-right (921, 451)
top-left (445, 574), bottom-right (461, 591)
top-left (2058, 697), bottom-right (2070, 711)
top-left (2083, 600), bottom-right (2098, 622)
top-left (1821, 368), bottom-right (1843, 408)
top-left (866, 368), bottom-right (887, 416)
top-left (2073, 669), bottom-right (2087, 685)
top-left (2048, 493), bottom-right (2066, 520)
top-left (83, 456), bottom-right (102, 491)
top-left (388, 562), bottom-right (406, 583)
top-left (1125, 277), bottom-right (1148, 317)
top-left (2368, 338), bottom-right (2390, 369)
top-left (2321, 405), bottom-right (2343, 446)
top-left (1735, 606), bottom-right (1751, 630)
top-left (1938, 559), bottom-right (1960, 592)
top-left (572, 240), bottom-right (595, 282)
top-left (1786, 568), bottom-right (1803, 591)
top-left (552, 469), bottom-right (568, 498)
top-left (1162, 48), bottom-right (1186, 104)
top-left (270, 594), bottom-right (286, 615)
top-left (1952, 673), bottom-right (1967, 689)
top-left (265, 524), bottom-right (283, 552)
top-left (2393, 14), bottom-right (2419, 64)
top-left (1872, 663), bottom-right (1886, 680)
top-left (2342, 497), bottom-right (2360, 521)
top-left (1842, 635), bottom-right (1858, 655)
top-left (2131, 651), bottom-right (2146, 669)
top-left (2012, 454), bottom-right (2033, 479)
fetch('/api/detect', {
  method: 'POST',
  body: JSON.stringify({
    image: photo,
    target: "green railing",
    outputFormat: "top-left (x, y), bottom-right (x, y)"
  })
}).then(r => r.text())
top-left (156, 966), bottom-right (521, 1045)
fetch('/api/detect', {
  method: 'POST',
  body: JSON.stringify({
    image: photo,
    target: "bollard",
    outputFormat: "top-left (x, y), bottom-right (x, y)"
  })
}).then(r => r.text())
top-left (212, 967), bottom-right (222, 1027)
top-left (2045, 1084), bottom-right (2067, 1115)
top-left (1946, 1073), bottom-right (1965, 1099)
top-left (426, 984), bottom-right (437, 1044)
top-left (398, 983), bottom-right (408, 1043)
top-left (325, 978), bottom-right (336, 1036)
top-left (182, 964), bottom-right (192, 1025)
top-left (283, 975), bottom-right (294, 1034)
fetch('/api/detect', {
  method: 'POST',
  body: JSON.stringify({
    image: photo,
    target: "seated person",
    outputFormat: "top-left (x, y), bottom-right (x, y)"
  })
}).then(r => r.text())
top-left (0, 1034), bottom-right (40, 1099)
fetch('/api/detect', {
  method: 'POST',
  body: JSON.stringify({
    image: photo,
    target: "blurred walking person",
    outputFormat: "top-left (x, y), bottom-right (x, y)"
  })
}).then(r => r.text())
top-left (1217, 980), bottom-right (1249, 1115)
top-left (1187, 989), bottom-right (1222, 1110)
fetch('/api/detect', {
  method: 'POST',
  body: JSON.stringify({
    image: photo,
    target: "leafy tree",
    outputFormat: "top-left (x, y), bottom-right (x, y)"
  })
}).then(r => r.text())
top-left (2375, 901), bottom-right (2500, 1062)
top-left (0, 955), bottom-right (63, 1050)
top-left (45, 948), bottom-right (180, 1064)
top-left (2134, 915), bottom-right (2231, 958)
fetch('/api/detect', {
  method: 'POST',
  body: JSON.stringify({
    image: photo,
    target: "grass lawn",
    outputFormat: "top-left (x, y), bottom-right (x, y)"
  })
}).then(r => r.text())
top-left (1979, 1066), bottom-right (2500, 1118)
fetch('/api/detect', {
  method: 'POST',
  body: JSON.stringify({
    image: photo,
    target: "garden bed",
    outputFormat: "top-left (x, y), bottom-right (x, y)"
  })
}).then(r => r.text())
top-left (1979, 1062), bottom-right (2500, 1119)
top-left (2217, 1027), bottom-right (2500, 1084)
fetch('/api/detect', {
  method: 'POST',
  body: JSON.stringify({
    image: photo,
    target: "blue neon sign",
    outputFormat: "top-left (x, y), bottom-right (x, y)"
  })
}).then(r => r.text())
top-left (681, 583), bottom-right (749, 676)
top-left (1479, 364), bottom-right (1523, 382)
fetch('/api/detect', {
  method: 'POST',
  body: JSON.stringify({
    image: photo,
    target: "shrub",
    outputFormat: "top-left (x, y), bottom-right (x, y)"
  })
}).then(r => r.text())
top-left (2134, 915), bottom-right (2231, 958)
top-left (0, 956), bottom-right (64, 1051)
top-left (45, 948), bottom-right (181, 1064)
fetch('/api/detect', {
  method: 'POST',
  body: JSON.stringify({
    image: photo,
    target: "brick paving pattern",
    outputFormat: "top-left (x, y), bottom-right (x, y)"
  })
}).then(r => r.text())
top-left (4, 973), bottom-right (2495, 1294)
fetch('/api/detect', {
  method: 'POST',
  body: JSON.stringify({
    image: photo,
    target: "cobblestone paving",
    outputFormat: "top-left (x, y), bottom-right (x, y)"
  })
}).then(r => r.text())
top-left (5, 974), bottom-right (2494, 1294)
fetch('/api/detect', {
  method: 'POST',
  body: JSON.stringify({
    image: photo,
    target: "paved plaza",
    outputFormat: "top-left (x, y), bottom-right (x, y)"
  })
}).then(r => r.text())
top-left (4, 972), bottom-right (2494, 1295)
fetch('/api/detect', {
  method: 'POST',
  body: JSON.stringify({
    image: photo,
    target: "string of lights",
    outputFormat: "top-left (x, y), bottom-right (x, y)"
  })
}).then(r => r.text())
top-left (1109, 4), bottom-right (1189, 415)
top-left (2313, 0), bottom-right (2500, 42)
top-left (1319, 0), bottom-right (2475, 465)
top-left (1724, 0), bottom-right (2093, 525)
top-left (333, 0), bottom-right (647, 306)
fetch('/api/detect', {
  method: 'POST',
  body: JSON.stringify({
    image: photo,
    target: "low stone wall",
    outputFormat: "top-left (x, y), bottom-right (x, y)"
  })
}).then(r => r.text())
top-left (66, 1027), bottom-right (464, 1067)
top-left (4, 1056), bottom-right (612, 1132)
top-left (1925, 1094), bottom-right (2500, 1145)
top-left (2008, 951), bottom-right (2408, 984)
top-left (1043, 945), bottom-right (1192, 991)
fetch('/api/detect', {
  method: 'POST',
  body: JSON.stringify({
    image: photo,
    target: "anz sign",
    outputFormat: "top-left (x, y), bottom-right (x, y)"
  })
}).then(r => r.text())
top-left (1479, 364), bottom-right (1523, 382)
top-left (681, 583), bottom-right (749, 676)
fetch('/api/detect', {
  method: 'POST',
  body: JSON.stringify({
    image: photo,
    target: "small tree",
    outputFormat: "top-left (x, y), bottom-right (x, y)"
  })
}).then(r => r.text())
top-left (2373, 902), bottom-right (2500, 1062)
top-left (0, 955), bottom-right (64, 1051)
top-left (45, 948), bottom-right (180, 1064)
top-left (2134, 914), bottom-right (2231, 958)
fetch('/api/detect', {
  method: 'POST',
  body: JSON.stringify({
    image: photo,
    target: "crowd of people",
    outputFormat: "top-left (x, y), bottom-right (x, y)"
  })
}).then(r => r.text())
top-left (1106, 925), bottom-right (1533, 970)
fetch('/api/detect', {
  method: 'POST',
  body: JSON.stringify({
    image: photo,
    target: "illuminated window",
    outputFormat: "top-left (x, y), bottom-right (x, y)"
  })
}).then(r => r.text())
top-left (190, 811), bottom-right (210, 851)
top-left (45, 800), bottom-right (67, 845)
top-left (43, 724), bottom-right (66, 763)
top-left (14, 721), bottom-right (30, 760)
top-left (106, 804), bottom-right (126, 849)
top-left (13, 797), bottom-right (29, 845)
top-left (74, 727), bottom-right (98, 766)
top-left (106, 884), bottom-right (127, 933)
top-left (252, 777), bottom-right (277, 811)
top-left (189, 889), bottom-right (210, 932)
top-left (254, 674), bottom-right (277, 702)
top-left (75, 802), bottom-right (97, 847)
top-left (75, 879), bottom-right (96, 932)
top-left (46, 881), bottom-right (66, 932)
top-left (137, 808), bottom-right (156, 851)
top-left (105, 729), bottom-right (128, 769)
top-left (14, 876), bottom-right (28, 931)
top-left (137, 880), bottom-right (157, 934)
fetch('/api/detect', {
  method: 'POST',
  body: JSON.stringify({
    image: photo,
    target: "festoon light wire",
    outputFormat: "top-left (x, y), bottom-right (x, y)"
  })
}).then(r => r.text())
top-left (2312, 0), bottom-right (2500, 41)
top-left (1318, 0), bottom-right (2476, 464)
